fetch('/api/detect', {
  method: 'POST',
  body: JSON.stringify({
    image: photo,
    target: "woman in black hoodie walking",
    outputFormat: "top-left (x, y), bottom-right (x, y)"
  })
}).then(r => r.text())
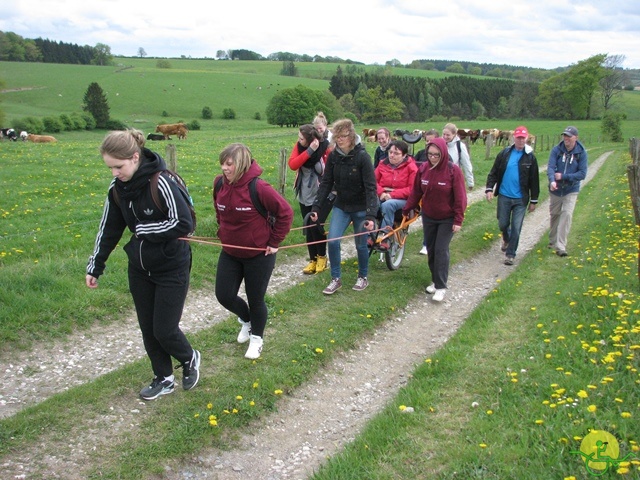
top-left (86, 129), bottom-right (200, 401)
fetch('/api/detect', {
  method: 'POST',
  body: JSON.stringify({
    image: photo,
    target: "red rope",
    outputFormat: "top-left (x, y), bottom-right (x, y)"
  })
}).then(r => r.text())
top-left (183, 226), bottom-right (387, 252)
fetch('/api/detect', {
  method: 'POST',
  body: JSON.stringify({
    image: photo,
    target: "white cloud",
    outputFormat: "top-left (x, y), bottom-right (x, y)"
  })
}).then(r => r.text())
top-left (2, 0), bottom-right (639, 69)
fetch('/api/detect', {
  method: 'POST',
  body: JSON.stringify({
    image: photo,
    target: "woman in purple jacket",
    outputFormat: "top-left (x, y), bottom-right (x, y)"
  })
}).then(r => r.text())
top-left (213, 143), bottom-right (294, 359)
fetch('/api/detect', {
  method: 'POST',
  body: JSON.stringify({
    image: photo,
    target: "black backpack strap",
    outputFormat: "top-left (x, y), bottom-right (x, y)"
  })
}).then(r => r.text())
top-left (249, 177), bottom-right (268, 220)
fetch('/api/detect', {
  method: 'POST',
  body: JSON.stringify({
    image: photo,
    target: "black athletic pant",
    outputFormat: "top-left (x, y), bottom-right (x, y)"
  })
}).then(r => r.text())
top-left (129, 261), bottom-right (193, 379)
top-left (215, 250), bottom-right (276, 338)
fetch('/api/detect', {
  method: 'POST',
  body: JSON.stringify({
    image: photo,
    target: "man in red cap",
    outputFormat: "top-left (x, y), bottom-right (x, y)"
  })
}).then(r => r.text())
top-left (484, 126), bottom-right (540, 265)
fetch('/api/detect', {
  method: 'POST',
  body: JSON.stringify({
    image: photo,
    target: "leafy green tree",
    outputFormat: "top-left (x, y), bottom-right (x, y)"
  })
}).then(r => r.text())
top-left (358, 86), bottom-right (405, 122)
top-left (563, 54), bottom-right (607, 119)
top-left (445, 63), bottom-right (465, 74)
top-left (222, 108), bottom-right (236, 119)
top-left (202, 106), bottom-right (213, 119)
top-left (266, 85), bottom-right (328, 127)
top-left (137, 47), bottom-right (146, 58)
top-left (82, 82), bottom-right (110, 128)
top-left (281, 60), bottom-right (298, 77)
top-left (91, 43), bottom-right (113, 66)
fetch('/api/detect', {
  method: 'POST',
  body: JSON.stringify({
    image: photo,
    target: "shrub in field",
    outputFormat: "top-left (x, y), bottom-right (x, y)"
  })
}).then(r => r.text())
top-left (58, 114), bottom-right (74, 131)
top-left (202, 106), bottom-right (213, 119)
top-left (105, 119), bottom-right (128, 130)
top-left (344, 112), bottom-right (357, 124)
top-left (82, 113), bottom-right (96, 130)
top-left (601, 112), bottom-right (625, 142)
top-left (157, 59), bottom-right (171, 69)
top-left (222, 108), bottom-right (236, 119)
top-left (254, 112), bottom-right (261, 120)
top-left (186, 120), bottom-right (200, 130)
top-left (162, 111), bottom-right (169, 117)
top-left (43, 116), bottom-right (64, 133)
top-left (69, 112), bottom-right (87, 130)
top-left (13, 116), bottom-right (44, 134)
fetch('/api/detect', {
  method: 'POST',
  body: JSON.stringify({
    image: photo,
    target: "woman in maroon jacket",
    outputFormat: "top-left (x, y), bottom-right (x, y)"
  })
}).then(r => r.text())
top-left (403, 137), bottom-right (467, 303)
top-left (213, 143), bottom-right (294, 359)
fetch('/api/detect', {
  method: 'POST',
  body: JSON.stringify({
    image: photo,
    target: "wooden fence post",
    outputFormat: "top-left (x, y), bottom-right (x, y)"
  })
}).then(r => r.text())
top-left (626, 138), bottom-right (640, 284)
top-left (278, 148), bottom-right (288, 195)
top-left (165, 144), bottom-right (177, 171)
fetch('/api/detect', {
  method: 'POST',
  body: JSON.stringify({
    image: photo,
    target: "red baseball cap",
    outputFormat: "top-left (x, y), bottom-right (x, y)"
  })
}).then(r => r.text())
top-left (513, 126), bottom-right (528, 138)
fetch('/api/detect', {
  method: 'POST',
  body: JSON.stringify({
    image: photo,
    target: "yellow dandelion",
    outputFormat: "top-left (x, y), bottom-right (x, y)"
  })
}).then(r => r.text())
top-left (616, 467), bottom-right (629, 474)
top-left (621, 412), bottom-right (632, 418)
top-left (486, 410), bottom-right (493, 415)
top-left (253, 382), bottom-right (259, 388)
top-left (577, 390), bottom-right (588, 398)
top-left (232, 408), bottom-right (238, 414)
top-left (479, 443), bottom-right (487, 448)
top-left (236, 395), bottom-right (243, 400)
top-left (274, 389), bottom-right (283, 395)
top-left (587, 405), bottom-right (597, 413)
top-left (531, 307), bottom-right (536, 311)
top-left (564, 476), bottom-right (577, 480)
top-left (615, 398), bottom-right (624, 403)
top-left (194, 413), bottom-right (200, 418)
top-left (425, 358), bottom-right (432, 363)
top-left (209, 414), bottom-right (217, 421)
top-left (545, 354), bottom-right (552, 359)
top-left (535, 419), bottom-right (544, 425)
top-left (209, 419), bottom-right (218, 426)
top-left (315, 347), bottom-right (323, 353)
top-left (399, 405), bottom-right (407, 411)
top-left (249, 400), bottom-right (255, 406)
top-left (207, 403), bottom-right (213, 409)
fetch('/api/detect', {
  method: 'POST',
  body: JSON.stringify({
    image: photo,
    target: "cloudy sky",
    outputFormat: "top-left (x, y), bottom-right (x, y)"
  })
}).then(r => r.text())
top-left (3, 0), bottom-right (640, 70)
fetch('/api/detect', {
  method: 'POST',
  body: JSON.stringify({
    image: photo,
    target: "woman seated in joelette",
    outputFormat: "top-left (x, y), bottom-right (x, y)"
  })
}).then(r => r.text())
top-left (374, 139), bottom-right (418, 249)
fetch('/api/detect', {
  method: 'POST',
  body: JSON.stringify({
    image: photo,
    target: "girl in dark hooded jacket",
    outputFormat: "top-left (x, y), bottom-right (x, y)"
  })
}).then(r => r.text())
top-left (86, 129), bottom-right (200, 401)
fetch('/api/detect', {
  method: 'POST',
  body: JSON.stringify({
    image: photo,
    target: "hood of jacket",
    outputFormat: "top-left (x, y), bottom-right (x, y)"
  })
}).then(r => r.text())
top-left (426, 137), bottom-right (451, 172)
top-left (115, 148), bottom-right (166, 204)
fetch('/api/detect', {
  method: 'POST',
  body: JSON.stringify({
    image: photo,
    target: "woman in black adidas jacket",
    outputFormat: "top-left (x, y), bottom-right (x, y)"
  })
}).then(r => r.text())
top-left (86, 129), bottom-right (200, 401)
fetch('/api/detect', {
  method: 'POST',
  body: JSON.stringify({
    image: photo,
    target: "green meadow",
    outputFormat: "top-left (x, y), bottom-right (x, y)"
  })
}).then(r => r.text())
top-left (0, 59), bottom-right (638, 478)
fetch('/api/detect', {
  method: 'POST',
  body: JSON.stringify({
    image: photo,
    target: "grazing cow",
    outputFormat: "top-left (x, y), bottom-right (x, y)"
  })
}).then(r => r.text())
top-left (26, 133), bottom-right (57, 143)
top-left (393, 129), bottom-right (410, 138)
top-left (526, 134), bottom-right (536, 147)
top-left (362, 128), bottom-right (378, 138)
top-left (497, 130), bottom-right (512, 146)
top-left (468, 129), bottom-right (481, 144)
top-left (1, 128), bottom-right (18, 141)
top-left (20, 131), bottom-right (28, 141)
top-left (155, 123), bottom-right (189, 139)
top-left (146, 133), bottom-right (167, 141)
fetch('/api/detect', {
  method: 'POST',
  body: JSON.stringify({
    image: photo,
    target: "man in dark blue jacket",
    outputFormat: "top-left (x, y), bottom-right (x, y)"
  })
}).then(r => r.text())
top-left (547, 126), bottom-right (588, 257)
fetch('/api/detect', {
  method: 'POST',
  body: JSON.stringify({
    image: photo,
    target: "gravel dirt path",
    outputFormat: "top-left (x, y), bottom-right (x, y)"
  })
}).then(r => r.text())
top-left (0, 152), bottom-right (609, 479)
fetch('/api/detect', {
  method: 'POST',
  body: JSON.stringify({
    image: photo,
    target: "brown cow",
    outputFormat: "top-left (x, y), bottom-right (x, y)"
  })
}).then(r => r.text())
top-left (26, 133), bottom-right (57, 143)
top-left (155, 123), bottom-right (188, 139)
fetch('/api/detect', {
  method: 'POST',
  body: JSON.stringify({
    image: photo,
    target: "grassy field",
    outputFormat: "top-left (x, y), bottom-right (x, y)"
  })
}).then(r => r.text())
top-left (0, 60), bottom-right (638, 478)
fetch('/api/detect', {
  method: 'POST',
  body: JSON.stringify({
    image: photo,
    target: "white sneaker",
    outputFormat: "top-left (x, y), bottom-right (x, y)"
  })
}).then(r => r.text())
top-left (425, 283), bottom-right (436, 294)
top-left (245, 335), bottom-right (263, 359)
top-left (432, 289), bottom-right (446, 302)
top-left (419, 246), bottom-right (428, 255)
top-left (237, 319), bottom-right (251, 343)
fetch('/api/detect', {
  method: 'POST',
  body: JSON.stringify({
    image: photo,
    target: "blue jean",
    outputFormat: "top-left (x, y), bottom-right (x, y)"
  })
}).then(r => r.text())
top-left (497, 195), bottom-right (526, 258)
top-left (327, 206), bottom-right (369, 279)
top-left (379, 199), bottom-right (406, 230)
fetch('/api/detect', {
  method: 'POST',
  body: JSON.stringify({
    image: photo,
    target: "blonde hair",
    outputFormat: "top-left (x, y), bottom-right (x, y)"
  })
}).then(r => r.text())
top-left (100, 129), bottom-right (145, 159)
top-left (219, 143), bottom-right (253, 184)
top-left (313, 111), bottom-right (328, 128)
top-left (330, 118), bottom-right (356, 150)
top-left (443, 123), bottom-right (458, 136)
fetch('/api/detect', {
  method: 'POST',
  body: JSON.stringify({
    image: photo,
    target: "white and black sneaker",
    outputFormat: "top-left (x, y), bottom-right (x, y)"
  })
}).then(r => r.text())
top-left (237, 319), bottom-right (251, 343)
top-left (140, 376), bottom-right (175, 401)
top-left (180, 350), bottom-right (201, 391)
top-left (245, 335), bottom-right (263, 360)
